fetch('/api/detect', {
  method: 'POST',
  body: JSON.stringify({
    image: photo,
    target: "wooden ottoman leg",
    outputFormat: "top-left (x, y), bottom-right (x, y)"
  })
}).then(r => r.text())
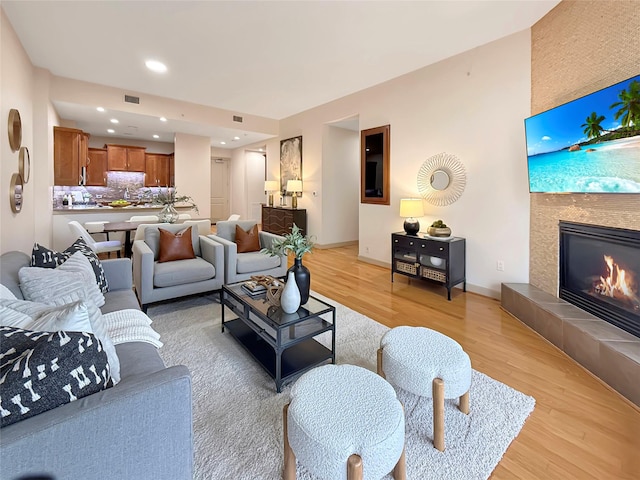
top-left (283, 403), bottom-right (296, 480)
top-left (377, 347), bottom-right (385, 379)
top-left (393, 446), bottom-right (406, 480)
top-left (347, 454), bottom-right (363, 480)
top-left (459, 390), bottom-right (470, 415)
top-left (433, 378), bottom-right (445, 452)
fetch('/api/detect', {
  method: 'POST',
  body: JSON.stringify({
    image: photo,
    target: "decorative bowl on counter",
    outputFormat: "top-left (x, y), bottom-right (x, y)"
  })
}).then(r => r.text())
top-left (109, 200), bottom-right (131, 208)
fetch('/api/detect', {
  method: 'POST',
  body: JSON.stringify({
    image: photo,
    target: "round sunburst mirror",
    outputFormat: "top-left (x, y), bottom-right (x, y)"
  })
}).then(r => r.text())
top-left (417, 152), bottom-right (467, 206)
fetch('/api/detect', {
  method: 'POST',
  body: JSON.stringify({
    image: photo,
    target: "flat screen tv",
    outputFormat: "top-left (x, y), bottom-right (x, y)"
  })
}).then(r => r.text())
top-left (525, 74), bottom-right (640, 193)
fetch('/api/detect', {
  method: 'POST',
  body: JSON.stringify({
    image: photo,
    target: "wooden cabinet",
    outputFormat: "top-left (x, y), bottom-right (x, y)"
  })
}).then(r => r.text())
top-left (262, 206), bottom-right (307, 236)
top-left (106, 145), bottom-right (146, 172)
top-left (145, 153), bottom-right (174, 186)
top-left (391, 232), bottom-right (466, 300)
top-left (54, 127), bottom-right (88, 186)
top-left (86, 148), bottom-right (108, 186)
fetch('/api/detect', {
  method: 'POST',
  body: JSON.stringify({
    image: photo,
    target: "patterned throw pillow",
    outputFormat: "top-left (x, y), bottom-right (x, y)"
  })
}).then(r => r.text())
top-left (0, 326), bottom-right (112, 428)
top-left (31, 238), bottom-right (109, 292)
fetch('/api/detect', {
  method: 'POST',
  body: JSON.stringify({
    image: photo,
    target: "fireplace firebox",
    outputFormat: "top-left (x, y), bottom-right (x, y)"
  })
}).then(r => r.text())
top-left (559, 221), bottom-right (640, 338)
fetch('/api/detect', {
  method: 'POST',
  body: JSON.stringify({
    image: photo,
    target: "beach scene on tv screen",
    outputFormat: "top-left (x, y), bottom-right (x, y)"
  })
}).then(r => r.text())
top-left (526, 75), bottom-right (640, 193)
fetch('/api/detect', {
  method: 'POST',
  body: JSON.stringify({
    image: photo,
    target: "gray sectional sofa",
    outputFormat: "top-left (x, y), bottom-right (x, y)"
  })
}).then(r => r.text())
top-left (0, 251), bottom-right (193, 480)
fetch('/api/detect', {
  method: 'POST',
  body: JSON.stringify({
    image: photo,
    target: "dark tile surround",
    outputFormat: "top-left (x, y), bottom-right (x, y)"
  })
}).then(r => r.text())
top-left (501, 283), bottom-right (640, 406)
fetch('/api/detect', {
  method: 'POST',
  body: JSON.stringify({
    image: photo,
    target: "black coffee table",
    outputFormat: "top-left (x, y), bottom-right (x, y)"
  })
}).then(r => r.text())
top-left (220, 283), bottom-right (336, 392)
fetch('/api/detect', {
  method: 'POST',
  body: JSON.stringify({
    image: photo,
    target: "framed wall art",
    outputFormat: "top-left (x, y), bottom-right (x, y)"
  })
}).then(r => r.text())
top-left (280, 135), bottom-right (302, 196)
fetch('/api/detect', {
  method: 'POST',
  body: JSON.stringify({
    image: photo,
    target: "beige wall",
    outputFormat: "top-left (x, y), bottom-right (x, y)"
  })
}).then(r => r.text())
top-left (1, 9), bottom-right (35, 254)
top-left (278, 29), bottom-right (532, 297)
top-left (174, 132), bottom-right (211, 220)
top-left (530, 0), bottom-right (640, 295)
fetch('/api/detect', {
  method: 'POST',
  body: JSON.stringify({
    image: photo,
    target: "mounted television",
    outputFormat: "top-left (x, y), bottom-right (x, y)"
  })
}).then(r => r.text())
top-left (525, 74), bottom-right (640, 193)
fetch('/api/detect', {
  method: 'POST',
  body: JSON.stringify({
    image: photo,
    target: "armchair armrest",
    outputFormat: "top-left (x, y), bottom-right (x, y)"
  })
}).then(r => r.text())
top-left (132, 240), bottom-right (155, 307)
top-left (208, 234), bottom-right (237, 284)
top-left (101, 258), bottom-right (133, 291)
top-left (199, 236), bottom-right (224, 271)
top-left (259, 231), bottom-right (285, 250)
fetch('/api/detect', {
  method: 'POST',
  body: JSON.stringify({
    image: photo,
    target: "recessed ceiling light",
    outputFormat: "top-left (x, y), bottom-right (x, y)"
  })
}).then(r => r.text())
top-left (233, 136), bottom-right (240, 140)
top-left (110, 118), bottom-right (119, 124)
top-left (159, 117), bottom-right (167, 122)
top-left (153, 134), bottom-right (159, 139)
top-left (145, 60), bottom-right (167, 73)
top-left (107, 129), bottom-right (115, 133)
top-left (96, 107), bottom-right (105, 112)
top-left (220, 141), bottom-right (226, 145)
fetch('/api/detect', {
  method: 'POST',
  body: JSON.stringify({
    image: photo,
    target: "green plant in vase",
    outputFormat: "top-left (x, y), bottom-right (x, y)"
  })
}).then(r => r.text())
top-left (147, 187), bottom-right (199, 223)
top-left (262, 224), bottom-right (314, 304)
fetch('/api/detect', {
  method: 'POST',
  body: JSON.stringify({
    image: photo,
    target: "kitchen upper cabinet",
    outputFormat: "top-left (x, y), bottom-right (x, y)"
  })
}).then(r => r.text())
top-left (145, 153), bottom-right (174, 186)
top-left (86, 148), bottom-right (108, 186)
top-left (54, 127), bottom-right (88, 186)
top-left (106, 145), bottom-right (146, 172)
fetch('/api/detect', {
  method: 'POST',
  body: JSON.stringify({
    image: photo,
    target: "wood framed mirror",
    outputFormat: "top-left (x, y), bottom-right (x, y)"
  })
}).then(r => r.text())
top-left (360, 124), bottom-right (390, 205)
top-left (8, 109), bottom-right (22, 152)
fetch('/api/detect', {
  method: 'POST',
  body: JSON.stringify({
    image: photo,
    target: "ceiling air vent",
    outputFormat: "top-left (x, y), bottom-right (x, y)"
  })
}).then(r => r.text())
top-left (124, 94), bottom-right (140, 104)
top-left (233, 115), bottom-right (243, 123)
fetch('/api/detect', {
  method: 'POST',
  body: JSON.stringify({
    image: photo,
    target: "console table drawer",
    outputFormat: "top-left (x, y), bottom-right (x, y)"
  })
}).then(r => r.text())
top-left (418, 240), bottom-right (449, 256)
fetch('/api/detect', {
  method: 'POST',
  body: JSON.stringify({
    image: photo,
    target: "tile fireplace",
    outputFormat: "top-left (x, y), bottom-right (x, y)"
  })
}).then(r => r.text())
top-left (559, 221), bottom-right (640, 339)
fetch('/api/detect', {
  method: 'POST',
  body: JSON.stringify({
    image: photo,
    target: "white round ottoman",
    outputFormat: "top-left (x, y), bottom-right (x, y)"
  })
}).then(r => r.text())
top-left (284, 364), bottom-right (406, 480)
top-left (377, 326), bottom-right (471, 452)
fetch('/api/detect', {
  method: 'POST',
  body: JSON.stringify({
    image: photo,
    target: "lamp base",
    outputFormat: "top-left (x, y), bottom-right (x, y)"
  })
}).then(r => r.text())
top-left (292, 194), bottom-right (298, 209)
top-left (403, 219), bottom-right (420, 236)
top-left (268, 193), bottom-right (274, 207)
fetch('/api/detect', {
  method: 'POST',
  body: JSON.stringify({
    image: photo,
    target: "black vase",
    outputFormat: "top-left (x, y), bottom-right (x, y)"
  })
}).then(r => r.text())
top-left (288, 257), bottom-right (310, 304)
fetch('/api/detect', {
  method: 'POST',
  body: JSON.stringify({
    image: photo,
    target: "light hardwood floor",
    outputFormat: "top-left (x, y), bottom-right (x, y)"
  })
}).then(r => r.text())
top-left (301, 244), bottom-right (640, 480)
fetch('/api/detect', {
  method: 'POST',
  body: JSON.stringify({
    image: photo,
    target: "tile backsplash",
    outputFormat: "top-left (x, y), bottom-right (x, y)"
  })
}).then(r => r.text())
top-left (53, 171), bottom-right (171, 206)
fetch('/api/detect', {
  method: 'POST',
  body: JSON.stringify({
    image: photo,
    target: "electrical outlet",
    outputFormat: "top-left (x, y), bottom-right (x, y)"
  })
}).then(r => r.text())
top-left (497, 260), bottom-right (505, 271)
top-left (365, 246), bottom-right (370, 253)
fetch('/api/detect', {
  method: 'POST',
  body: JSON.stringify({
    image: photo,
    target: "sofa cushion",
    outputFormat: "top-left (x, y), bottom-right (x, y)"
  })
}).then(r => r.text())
top-left (31, 238), bottom-right (109, 293)
top-left (101, 289), bottom-right (142, 314)
top-left (19, 253), bottom-right (105, 308)
top-left (0, 251), bottom-right (30, 299)
top-left (0, 297), bottom-right (121, 385)
top-left (145, 224), bottom-right (201, 260)
top-left (235, 224), bottom-right (261, 253)
top-left (0, 326), bottom-right (112, 427)
top-left (236, 251), bottom-right (282, 274)
top-left (153, 257), bottom-right (216, 288)
top-left (158, 227), bottom-right (196, 263)
top-left (0, 284), bottom-right (17, 300)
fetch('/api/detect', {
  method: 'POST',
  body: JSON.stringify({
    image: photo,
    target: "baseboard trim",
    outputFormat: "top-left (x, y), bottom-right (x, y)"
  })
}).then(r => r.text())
top-left (357, 256), bottom-right (390, 269)
top-left (315, 240), bottom-right (358, 250)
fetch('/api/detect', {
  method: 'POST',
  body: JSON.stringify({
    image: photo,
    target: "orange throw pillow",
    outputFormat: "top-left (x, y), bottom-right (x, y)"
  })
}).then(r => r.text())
top-left (158, 227), bottom-right (196, 263)
top-left (235, 224), bottom-right (261, 253)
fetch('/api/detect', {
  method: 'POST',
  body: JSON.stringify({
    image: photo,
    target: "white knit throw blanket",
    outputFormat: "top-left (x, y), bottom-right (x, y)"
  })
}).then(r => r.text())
top-left (102, 309), bottom-right (163, 348)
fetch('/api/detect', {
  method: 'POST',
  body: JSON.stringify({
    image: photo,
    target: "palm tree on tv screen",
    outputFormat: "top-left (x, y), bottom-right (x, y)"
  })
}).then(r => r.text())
top-left (610, 80), bottom-right (640, 128)
top-left (581, 112), bottom-right (606, 140)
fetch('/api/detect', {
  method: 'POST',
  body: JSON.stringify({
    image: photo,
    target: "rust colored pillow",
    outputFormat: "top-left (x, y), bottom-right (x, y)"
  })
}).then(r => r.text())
top-left (158, 226), bottom-right (196, 263)
top-left (235, 224), bottom-right (261, 253)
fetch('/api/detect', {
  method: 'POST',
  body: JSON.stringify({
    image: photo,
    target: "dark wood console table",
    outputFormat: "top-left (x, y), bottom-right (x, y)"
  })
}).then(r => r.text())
top-left (391, 232), bottom-right (466, 300)
top-left (262, 206), bottom-right (306, 236)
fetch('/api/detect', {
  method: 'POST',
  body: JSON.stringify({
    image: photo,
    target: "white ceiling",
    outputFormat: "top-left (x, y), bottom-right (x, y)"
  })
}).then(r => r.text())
top-left (3, 0), bottom-right (559, 147)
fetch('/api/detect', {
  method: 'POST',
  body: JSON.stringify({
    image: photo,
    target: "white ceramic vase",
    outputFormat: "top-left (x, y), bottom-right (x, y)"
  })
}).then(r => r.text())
top-left (280, 271), bottom-right (301, 313)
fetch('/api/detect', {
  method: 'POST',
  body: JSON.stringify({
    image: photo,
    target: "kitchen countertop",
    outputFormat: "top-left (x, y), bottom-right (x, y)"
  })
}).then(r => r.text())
top-left (53, 204), bottom-right (192, 213)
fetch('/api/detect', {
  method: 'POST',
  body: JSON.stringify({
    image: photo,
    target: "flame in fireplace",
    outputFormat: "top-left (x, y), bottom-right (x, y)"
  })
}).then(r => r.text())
top-left (594, 255), bottom-right (639, 308)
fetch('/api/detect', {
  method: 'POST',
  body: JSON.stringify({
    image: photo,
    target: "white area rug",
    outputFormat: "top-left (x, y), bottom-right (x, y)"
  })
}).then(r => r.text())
top-left (148, 293), bottom-right (535, 480)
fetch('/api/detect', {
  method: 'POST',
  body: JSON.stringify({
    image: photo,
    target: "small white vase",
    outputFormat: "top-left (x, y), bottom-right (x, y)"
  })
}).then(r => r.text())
top-left (281, 271), bottom-right (301, 313)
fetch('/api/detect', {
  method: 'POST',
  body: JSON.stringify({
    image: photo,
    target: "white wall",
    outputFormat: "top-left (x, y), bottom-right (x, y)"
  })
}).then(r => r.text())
top-left (321, 125), bottom-right (359, 245)
top-left (279, 30), bottom-right (532, 297)
top-left (174, 132), bottom-right (211, 220)
top-left (1, 9), bottom-right (35, 254)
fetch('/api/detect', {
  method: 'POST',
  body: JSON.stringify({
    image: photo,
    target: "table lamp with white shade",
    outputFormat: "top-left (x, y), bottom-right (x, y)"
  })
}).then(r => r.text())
top-left (399, 198), bottom-right (424, 236)
top-left (287, 180), bottom-right (303, 209)
top-left (264, 180), bottom-right (280, 207)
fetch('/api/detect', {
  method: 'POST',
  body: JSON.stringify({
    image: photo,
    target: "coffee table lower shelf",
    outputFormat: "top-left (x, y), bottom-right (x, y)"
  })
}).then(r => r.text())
top-left (224, 318), bottom-right (333, 392)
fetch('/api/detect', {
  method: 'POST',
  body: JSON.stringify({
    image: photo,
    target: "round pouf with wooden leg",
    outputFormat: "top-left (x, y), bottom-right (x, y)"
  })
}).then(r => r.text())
top-left (377, 326), bottom-right (471, 452)
top-left (283, 364), bottom-right (406, 480)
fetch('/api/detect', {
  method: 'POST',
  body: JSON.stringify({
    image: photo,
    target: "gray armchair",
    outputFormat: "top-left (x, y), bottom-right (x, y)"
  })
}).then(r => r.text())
top-left (208, 220), bottom-right (287, 284)
top-left (133, 224), bottom-right (224, 312)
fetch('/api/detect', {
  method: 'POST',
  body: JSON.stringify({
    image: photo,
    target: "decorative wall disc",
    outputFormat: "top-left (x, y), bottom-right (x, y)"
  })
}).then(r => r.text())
top-left (417, 152), bottom-right (467, 206)
top-left (10, 173), bottom-right (23, 213)
top-left (8, 109), bottom-right (22, 152)
top-left (19, 147), bottom-right (30, 183)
